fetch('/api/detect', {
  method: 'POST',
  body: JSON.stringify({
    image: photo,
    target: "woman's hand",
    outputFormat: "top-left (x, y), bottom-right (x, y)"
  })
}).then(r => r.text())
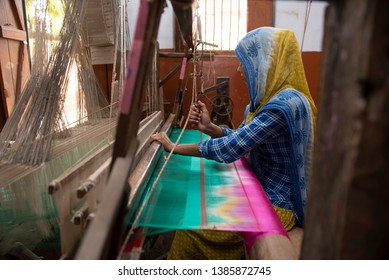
top-left (150, 131), bottom-right (202, 157)
top-left (189, 100), bottom-right (223, 138)
top-left (150, 131), bottom-right (174, 152)
top-left (189, 100), bottom-right (211, 132)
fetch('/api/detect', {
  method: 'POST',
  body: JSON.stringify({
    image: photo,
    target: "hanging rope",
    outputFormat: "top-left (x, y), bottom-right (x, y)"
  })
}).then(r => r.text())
top-left (300, 0), bottom-right (313, 52)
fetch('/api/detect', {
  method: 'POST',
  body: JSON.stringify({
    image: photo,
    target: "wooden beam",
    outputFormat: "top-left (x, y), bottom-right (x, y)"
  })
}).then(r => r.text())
top-left (0, 39), bottom-right (16, 118)
top-left (159, 52), bottom-right (213, 58)
top-left (10, 0), bottom-right (26, 31)
top-left (0, 25), bottom-right (27, 42)
top-left (48, 144), bottom-right (113, 194)
top-left (128, 113), bottom-right (174, 209)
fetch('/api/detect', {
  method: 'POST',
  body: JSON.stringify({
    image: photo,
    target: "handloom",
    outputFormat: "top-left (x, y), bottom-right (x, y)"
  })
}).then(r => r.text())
top-left (0, 0), bottom-right (285, 260)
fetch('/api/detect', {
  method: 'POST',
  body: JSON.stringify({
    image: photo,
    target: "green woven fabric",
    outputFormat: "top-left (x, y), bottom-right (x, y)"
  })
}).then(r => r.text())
top-left (130, 128), bottom-right (263, 235)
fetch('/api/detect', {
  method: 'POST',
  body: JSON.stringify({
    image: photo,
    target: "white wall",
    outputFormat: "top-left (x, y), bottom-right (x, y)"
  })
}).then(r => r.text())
top-left (274, 1), bottom-right (328, 51)
top-left (128, 0), bottom-right (174, 49)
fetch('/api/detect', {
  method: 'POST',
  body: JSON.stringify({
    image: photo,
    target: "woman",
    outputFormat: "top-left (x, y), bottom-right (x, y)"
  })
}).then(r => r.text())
top-left (151, 27), bottom-right (317, 259)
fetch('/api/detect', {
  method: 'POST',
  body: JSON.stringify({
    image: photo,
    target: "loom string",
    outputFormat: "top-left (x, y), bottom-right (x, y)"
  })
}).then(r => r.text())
top-left (1, 63), bottom-right (113, 167)
top-left (120, 0), bottom-right (127, 91)
top-left (109, 9), bottom-right (119, 119)
top-left (108, 0), bottom-right (128, 145)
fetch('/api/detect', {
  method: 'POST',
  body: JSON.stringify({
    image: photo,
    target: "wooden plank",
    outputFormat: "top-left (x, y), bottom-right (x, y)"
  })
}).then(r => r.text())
top-left (0, 25), bottom-right (27, 41)
top-left (159, 51), bottom-right (213, 58)
top-left (92, 64), bottom-right (113, 101)
top-left (0, 39), bottom-right (15, 118)
top-left (48, 144), bottom-right (113, 195)
top-left (0, 91), bottom-right (7, 129)
top-left (90, 45), bottom-right (115, 65)
top-left (133, 111), bottom-right (163, 166)
top-left (84, 0), bottom-right (115, 46)
top-left (10, 0), bottom-right (26, 30)
top-left (128, 113), bottom-right (174, 208)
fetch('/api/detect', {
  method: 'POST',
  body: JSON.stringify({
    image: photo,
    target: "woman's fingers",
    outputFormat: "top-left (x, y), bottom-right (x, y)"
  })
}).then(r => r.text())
top-left (151, 132), bottom-right (164, 142)
top-left (150, 133), bottom-right (158, 142)
top-left (189, 115), bottom-right (200, 123)
top-left (197, 100), bottom-right (208, 113)
top-left (190, 104), bottom-right (200, 115)
top-left (189, 105), bottom-right (201, 124)
top-left (151, 132), bottom-right (169, 141)
top-left (150, 132), bottom-right (174, 152)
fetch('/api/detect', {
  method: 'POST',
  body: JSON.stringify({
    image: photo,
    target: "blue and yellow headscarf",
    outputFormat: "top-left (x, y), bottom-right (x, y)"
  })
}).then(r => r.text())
top-left (235, 27), bottom-right (317, 124)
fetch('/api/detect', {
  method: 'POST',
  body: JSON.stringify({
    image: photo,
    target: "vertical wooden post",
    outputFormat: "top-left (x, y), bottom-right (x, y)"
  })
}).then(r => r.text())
top-left (247, 0), bottom-right (273, 31)
top-left (302, 0), bottom-right (389, 259)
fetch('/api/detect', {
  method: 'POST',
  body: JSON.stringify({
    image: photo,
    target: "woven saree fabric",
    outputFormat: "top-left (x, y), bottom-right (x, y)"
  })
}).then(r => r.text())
top-left (134, 129), bottom-right (284, 235)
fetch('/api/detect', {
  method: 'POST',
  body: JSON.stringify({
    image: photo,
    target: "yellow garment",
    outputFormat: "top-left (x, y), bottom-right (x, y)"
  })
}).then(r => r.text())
top-left (273, 205), bottom-right (296, 231)
top-left (167, 230), bottom-right (245, 260)
top-left (167, 207), bottom-right (294, 260)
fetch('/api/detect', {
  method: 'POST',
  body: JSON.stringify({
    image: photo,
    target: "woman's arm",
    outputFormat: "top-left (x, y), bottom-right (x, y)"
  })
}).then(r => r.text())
top-left (152, 110), bottom-right (287, 162)
top-left (150, 99), bottom-right (224, 157)
top-left (150, 131), bottom-right (202, 157)
top-left (198, 109), bottom-right (288, 163)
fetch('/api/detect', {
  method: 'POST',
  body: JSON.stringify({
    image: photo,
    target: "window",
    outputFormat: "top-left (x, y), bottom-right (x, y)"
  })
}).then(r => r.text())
top-left (198, 0), bottom-right (247, 51)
